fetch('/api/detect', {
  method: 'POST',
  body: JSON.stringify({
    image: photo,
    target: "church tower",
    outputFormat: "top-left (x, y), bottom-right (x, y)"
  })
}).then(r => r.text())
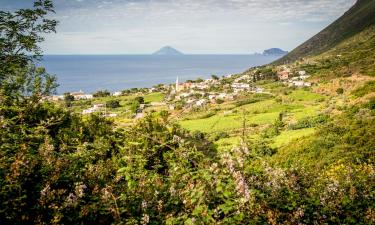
top-left (175, 76), bottom-right (179, 92)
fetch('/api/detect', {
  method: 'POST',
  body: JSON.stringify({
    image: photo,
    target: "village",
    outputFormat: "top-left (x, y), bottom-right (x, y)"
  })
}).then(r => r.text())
top-left (48, 64), bottom-right (312, 119)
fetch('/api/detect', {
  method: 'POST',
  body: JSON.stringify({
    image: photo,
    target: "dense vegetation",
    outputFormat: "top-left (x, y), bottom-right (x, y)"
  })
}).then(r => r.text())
top-left (0, 1), bottom-right (374, 224)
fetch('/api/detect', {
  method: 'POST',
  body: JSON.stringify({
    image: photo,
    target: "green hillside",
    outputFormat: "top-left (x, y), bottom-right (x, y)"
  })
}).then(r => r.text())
top-left (1, 1), bottom-right (375, 224)
top-left (274, 0), bottom-right (375, 65)
top-left (297, 26), bottom-right (375, 78)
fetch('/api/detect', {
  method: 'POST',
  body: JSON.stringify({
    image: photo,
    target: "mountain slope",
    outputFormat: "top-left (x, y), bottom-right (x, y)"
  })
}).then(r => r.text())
top-left (274, 0), bottom-right (375, 65)
top-left (299, 26), bottom-right (375, 77)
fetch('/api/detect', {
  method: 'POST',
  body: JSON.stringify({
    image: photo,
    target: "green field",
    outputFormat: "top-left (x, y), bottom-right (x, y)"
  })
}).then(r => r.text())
top-left (179, 90), bottom-right (324, 134)
top-left (144, 92), bottom-right (165, 103)
top-left (271, 128), bottom-right (316, 148)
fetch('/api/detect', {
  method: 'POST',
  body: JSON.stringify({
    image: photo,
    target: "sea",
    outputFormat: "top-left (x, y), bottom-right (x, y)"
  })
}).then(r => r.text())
top-left (41, 55), bottom-right (280, 94)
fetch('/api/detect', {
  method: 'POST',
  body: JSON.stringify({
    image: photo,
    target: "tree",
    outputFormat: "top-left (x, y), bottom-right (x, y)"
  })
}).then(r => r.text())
top-left (0, 0), bottom-right (58, 104)
top-left (106, 99), bottom-right (120, 108)
top-left (134, 96), bottom-right (144, 104)
top-left (93, 90), bottom-right (110, 97)
top-left (211, 74), bottom-right (219, 80)
top-left (64, 92), bottom-right (75, 107)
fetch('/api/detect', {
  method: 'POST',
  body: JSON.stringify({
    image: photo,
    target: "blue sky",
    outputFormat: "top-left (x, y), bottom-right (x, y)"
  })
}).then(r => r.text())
top-left (1, 0), bottom-right (356, 54)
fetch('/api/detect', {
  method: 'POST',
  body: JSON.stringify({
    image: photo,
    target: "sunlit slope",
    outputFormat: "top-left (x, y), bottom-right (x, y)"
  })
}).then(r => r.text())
top-left (274, 0), bottom-right (375, 65)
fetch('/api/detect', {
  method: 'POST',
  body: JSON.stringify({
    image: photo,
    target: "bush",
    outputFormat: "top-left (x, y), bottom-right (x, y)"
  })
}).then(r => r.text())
top-left (212, 131), bottom-right (229, 141)
top-left (130, 101), bottom-right (140, 113)
top-left (336, 87), bottom-right (344, 94)
top-left (106, 99), bottom-right (120, 108)
top-left (351, 81), bottom-right (375, 97)
top-left (235, 94), bottom-right (271, 107)
top-left (366, 97), bottom-right (375, 110)
top-left (63, 93), bottom-right (75, 107)
top-left (93, 90), bottom-right (110, 97)
top-left (289, 114), bottom-right (329, 130)
top-left (215, 99), bottom-right (224, 104)
top-left (134, 96), bottom-right (144, 104)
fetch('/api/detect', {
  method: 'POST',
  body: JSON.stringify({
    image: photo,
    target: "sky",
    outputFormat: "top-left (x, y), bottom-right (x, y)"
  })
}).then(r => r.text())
top-left (1, 0), bottom-right (356, 54)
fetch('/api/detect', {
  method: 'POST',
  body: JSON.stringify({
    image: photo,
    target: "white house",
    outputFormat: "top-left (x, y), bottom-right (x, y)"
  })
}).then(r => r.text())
top-left (196, 99), bottom-right (207, 107)
top-left (179, 93), bottom-right (191, 98)
top-left (82, 108), bottom-right (95, 114)
top-left (255, 87), bottom-right (264, 93)
top-left (186, 98), bottom-right (196, 104)
top-left (208, 95), bottom-right (217, 100)
top-left (218, 93), bottom-right (228, 99)
top-left (290, 81), bottom-right (311, 87)
top-left (299, 75), bottom-right (310, 80)
top-left (113, 91), bottom-right (122, 97)
top-left (232, 83), bottom-right (251, 93)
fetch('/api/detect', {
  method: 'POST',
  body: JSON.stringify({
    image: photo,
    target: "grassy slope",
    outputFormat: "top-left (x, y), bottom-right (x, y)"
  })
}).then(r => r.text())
top-left (179, 89), bottom-right (325, 151)
top-left (266, 25), bottom-right (375, 172)
top-left (300, 26), bottom-right (375, 78)
top-left (275, 0), bottom-right (375, 65)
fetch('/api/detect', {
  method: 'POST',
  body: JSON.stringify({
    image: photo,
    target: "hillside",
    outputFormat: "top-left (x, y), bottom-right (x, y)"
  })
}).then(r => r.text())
top-left (274, 0), bottom-right (375, 64)
top-left (1, 1), bottom-right (375, 224)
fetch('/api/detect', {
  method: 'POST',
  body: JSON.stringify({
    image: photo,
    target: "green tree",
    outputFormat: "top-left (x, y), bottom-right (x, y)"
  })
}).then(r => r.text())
top-left (64, 92), bottom-right (75, 107)
top-left (134, 96), bottom-right (144, 104)
top-left (0, 0), bottom-right (58, 105)
top-left (106, 99), bottom-right (120, 108)
top-left (211, 74), bottom-right (219, 80)
top-left (93, 90), bottom-right (110, 97)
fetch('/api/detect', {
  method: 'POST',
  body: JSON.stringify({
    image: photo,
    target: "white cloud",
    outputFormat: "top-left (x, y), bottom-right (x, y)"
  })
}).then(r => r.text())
top-left (38, 0), bottom-right (357, 54)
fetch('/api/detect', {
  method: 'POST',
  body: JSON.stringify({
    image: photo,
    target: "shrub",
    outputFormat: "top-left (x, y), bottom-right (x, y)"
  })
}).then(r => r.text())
top-left (212, 131), bottom-right (230, 141)
top-left (106, 99), bottom-right (120, 108)
top-left (366, 97), bottom-right (375, 110)
top-left (336, 87), bottom-right (344, 94)
top-left (130, 101), bottom-right (140, 113)
top-left (215, 99), bottom-right (224, 104)
top-left (93, 90), bottom-right (110, 97)
top-left (63, 93), bottom-right (75, 107)
top-left (351, 81), bottom-right (375, 97)
top-left (134, 96), bottom-right (144, 104)
top-left (289, 114), bottom-right (329, 130)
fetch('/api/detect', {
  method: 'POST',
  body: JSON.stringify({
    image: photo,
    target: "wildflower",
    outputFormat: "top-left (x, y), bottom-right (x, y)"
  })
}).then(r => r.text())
top-left (141, 214), bottom-right (150, 225)
top-left (142, 200), bottom-right (147, 209)
top-left (40, 184), bottom-right (50, 197)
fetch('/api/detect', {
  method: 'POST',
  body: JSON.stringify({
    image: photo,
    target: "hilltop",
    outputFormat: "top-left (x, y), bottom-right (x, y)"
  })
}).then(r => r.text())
top-left (275, 0), bottom-right (375, 64)
top-left (153, 46), bottom-right (184, 55)
top-left (262, 48), bottom-right (288, 56)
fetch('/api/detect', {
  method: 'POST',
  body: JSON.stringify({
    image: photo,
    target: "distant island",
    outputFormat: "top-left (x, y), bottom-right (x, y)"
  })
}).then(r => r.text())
top-left (262, 48), bottom-right (288, 56)
top-left (153, 46), bottom-right (184, 55)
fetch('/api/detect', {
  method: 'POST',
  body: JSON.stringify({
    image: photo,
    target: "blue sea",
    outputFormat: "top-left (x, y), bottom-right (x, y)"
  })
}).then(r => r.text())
top-left (41, 55), bottom-right (280, 94)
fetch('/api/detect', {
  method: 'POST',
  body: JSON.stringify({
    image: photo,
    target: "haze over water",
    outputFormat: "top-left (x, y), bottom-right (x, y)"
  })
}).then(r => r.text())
top-left (42, 55), bottom-right (280, 94)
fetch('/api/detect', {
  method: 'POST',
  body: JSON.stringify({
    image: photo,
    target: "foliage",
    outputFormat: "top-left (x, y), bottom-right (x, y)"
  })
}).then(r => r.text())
top-left (130, 101), bottom-right (140, 113)
top-left (93, 90), bottom-right (111, 97)
top-left (134, 96), bottom-right (145, 104)
top-left (211, 74), bottom-right (219, 80)
top-left (0, 1), bottom-right (374, 224)
top-left (106, 99), bottom-right (120, 108)
top-left (63, 92), bottom-right (75, 107)
top-left (215, 98), bottom-right (224, 104)
top-left (351, 80), bottom-right (375, 97)
top-left (235, 93), bottom-right (271, 107)
top-left (288, 114), bottom-right (329, 130)
top-left (336, 87), bottom-right (344, 94)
